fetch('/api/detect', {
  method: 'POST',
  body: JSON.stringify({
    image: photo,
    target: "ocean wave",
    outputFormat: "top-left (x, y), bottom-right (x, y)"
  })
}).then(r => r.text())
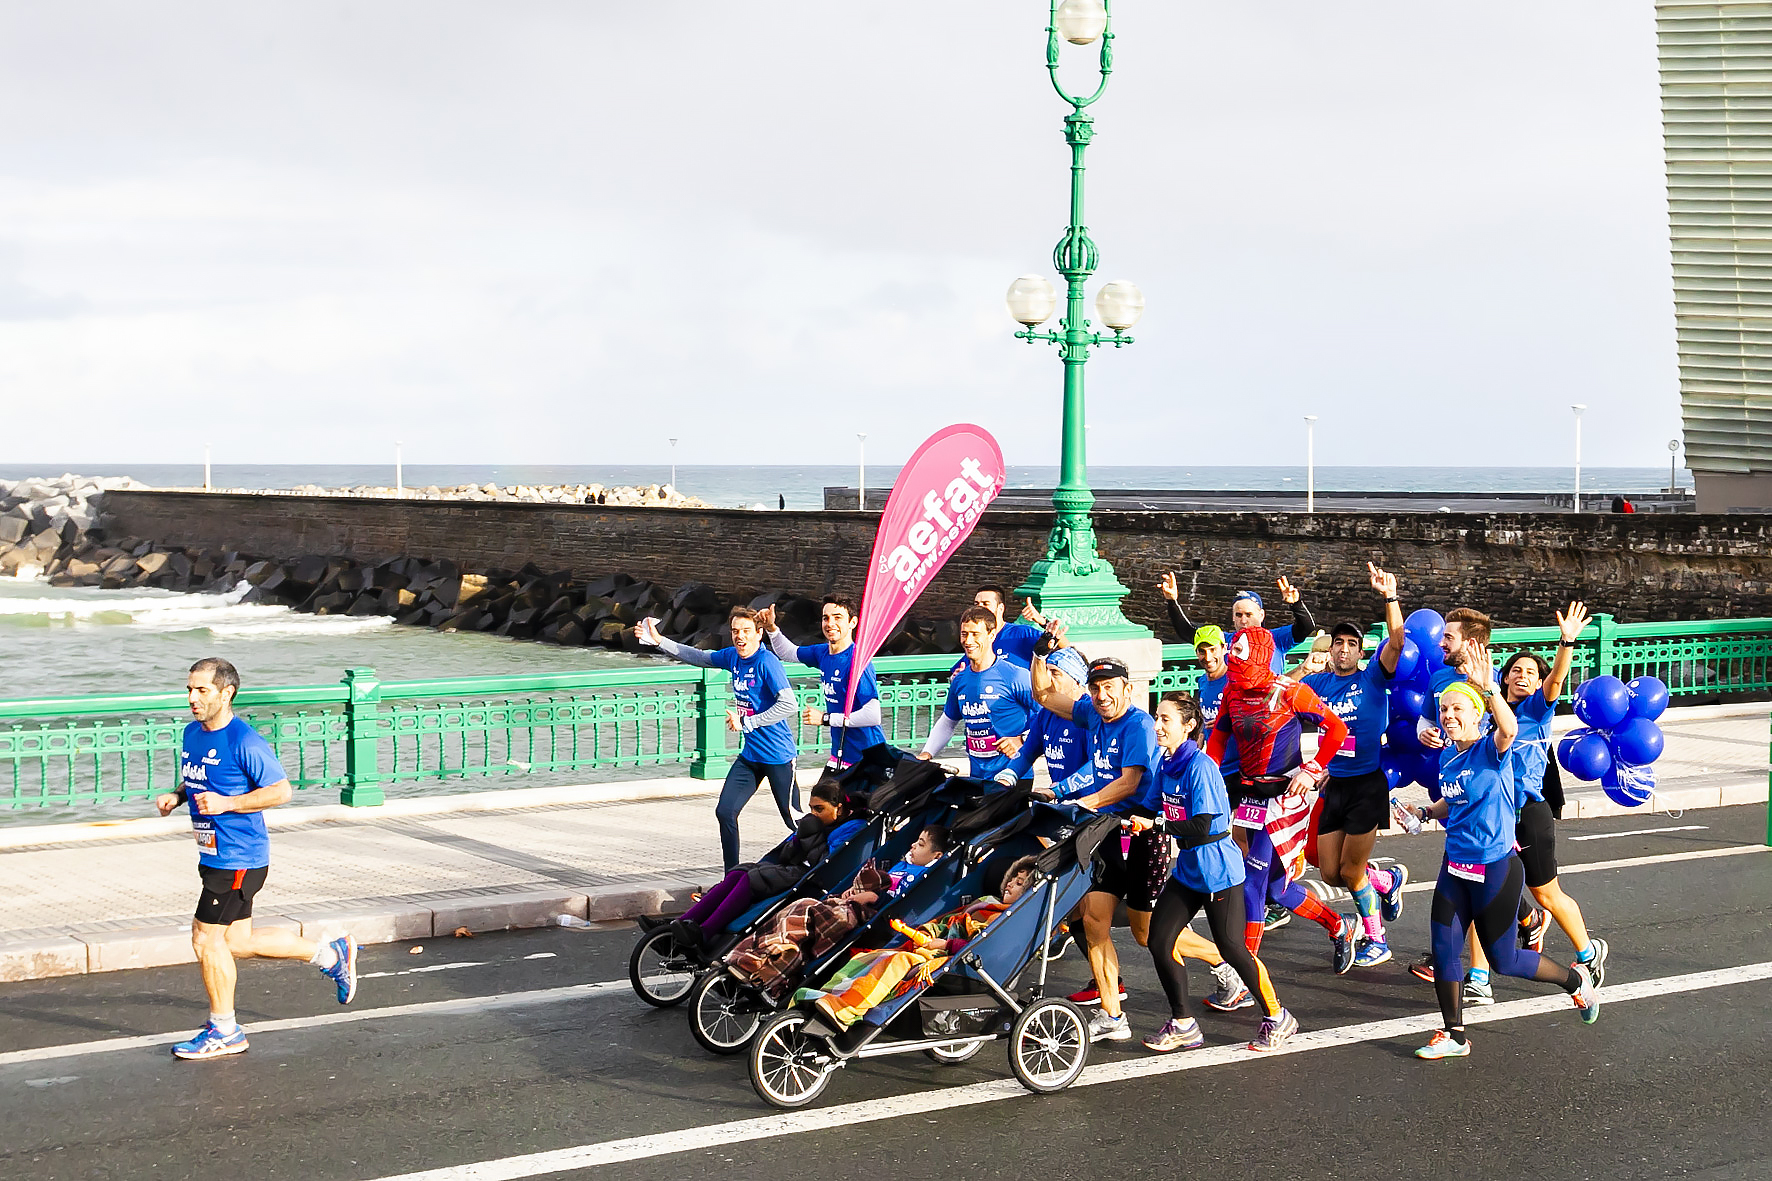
top-left (0, 581), bottom-right (392, 637)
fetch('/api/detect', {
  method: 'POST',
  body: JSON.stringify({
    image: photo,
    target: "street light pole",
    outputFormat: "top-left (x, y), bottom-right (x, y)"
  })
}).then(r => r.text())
top-left (1668, 437), bottom-right (1680, 494)
top-left (1005, 0), bottom-right (1148, 642)
top-left (1304, 416), bottom-right (1318, 514)
top-left (857, 434), bottom-right (867, 510)
top-left (395, 441), bottom-right (403, 498)
top-left (669, 438), bottom-right (678, 492)
top-left (1571, 404), bottom-right (1586, 512)
top-left (204, 444), bottom-right (211, 493)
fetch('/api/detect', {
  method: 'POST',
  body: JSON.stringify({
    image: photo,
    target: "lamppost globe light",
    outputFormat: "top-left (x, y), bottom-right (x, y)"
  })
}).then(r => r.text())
top-left (1007, 274), bottom-right (1058, 325)
top-left (1094, 279), bottom-right (1144, 331)
top-left (1054, 0), bottom-right (1108, 45)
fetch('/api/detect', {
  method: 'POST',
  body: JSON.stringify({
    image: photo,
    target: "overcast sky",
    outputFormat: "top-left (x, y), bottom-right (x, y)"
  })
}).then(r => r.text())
top-left (0, 2), bottom-right (1675, 469)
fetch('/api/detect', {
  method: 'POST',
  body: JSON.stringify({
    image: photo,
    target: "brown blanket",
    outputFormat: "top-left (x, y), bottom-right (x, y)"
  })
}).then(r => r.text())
top-left (725, 862), bottom-right (892, 993)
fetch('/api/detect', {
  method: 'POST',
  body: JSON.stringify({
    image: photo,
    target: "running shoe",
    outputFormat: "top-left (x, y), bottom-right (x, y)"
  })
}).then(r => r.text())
top-left (171, 1021), bottom-right (249, 1061)
top-left (1043, 928), bottom-right (1072, 961)
top-left (1204, 962), bottom-right (1254, 1011)
top-left (1583, 936), bottom-right (1610, 988)
top-left (1378, 863), bottom-right (1409, 923)
top-left (1353, 938), bottom-right (1393, 969)
top-left (1461, 975), bottom-right (1495, 1007)
top-left (1408, 951), bottom-right (1436, 983)
top-left (1263, 904), bottom-right (1291, 931)
top-left (321, 935), bottom-right (359, 1005)
top-left (1519, 908), bottom-right (1549, 953)
top-left (1414, 1030), bottom-right (1470, 1060)
top-left (1087, 1010), bottom-right (1132, 1042)
top-left (1331, 915), bottom-right (1359, 976)
top-left (1247, 1007), bottom-right (1298, 1053)
top-left (1142, 1017), bottom-right (1205, 1053)
top-left (1068, 983), bottom-right (1127, 1007)
top-left (1572, 962), bottom-right (1601, 1024)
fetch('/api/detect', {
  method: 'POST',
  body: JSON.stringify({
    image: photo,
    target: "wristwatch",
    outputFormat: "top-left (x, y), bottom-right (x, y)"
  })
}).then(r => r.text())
top-left (1416, 807), bottom-right (1431, 823)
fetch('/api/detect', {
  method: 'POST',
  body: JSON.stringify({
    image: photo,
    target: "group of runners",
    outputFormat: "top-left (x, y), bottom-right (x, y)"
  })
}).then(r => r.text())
top-left (156, 564), bottom-right (1606, 1064)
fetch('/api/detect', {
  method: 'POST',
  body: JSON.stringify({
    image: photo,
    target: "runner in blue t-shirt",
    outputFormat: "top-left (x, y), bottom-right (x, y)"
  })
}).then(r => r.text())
top-left (970, 583), bottom-right (1045, 667)
top-left (761, 595), bottom-right (885, 769)
top-left (1403, 657), bottom-right (1598, 1060)
top-left (153, 658), bottom-right (359, 1061)
top-left (1162, 572), bottom-right (1317, 673)
top-left (1298, 562), bottom-right (1411, 967)
top-left (997, 644), bottom-right (1093, 794)
top-left (638, 608), bottom-right (799, 871)
top-left (1030, 635), bottom-right (1162, 1045)
top-left (919, 606), bottom-right (1036, 782)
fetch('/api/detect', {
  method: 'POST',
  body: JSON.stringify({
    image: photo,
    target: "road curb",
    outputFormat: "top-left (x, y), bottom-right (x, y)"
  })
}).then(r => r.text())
top-left (0, 880), bottom-right (698, 984)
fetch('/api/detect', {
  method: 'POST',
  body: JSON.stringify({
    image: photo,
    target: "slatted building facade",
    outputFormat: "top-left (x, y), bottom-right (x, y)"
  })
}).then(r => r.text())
top-left (1660, 2), bottom-right (1772, 509)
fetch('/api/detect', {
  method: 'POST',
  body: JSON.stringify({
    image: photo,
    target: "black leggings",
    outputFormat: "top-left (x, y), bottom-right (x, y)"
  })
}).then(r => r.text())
top-left (1429, 854), bottom-right (1577, 1031)
top-left (1147, 877), bottom-right (1279, 1020)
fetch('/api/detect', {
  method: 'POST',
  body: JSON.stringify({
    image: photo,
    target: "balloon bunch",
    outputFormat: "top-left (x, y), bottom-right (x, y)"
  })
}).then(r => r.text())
top-left (1556, 674), bottom-right (1669, 806)
top-left (1379, 609), bottom-right (1450, 795)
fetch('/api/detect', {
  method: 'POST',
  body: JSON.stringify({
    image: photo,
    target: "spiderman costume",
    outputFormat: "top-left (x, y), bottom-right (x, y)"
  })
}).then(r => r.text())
top-left (1204, 628), bottom-right (1357, 960)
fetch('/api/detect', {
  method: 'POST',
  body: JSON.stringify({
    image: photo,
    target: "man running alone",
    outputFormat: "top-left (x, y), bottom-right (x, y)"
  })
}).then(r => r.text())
top-left (154, 658), bottom-right (358, 1060)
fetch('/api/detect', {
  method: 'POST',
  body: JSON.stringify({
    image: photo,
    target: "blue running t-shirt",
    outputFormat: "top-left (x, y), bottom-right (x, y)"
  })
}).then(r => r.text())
top-left (791, 643), bottom-right (885, 765)
top-left (709, 647), bottom-right (798, 765)
top-left (181, 716), bottom-right (284, 870)
top-left (941, 660), bottom-right (1037, 781)
top-left (1302, 661), bottom-right (1391, 777)
top-left (1507, 690), bottom-right (1555, 805)
top-left (1005, 707), bottom-right (1091, 784)
top-left (1140, 741), bottom-right (1244, 894)
top-left (1438, 734), bottom-right (1517, 863)
top-left (1070, 696), bottom-right (1159, 815)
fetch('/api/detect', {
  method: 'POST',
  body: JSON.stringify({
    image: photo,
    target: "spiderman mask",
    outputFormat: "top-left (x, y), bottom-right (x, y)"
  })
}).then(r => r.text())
top-left (1226, 628), bottom-right (1276, 690)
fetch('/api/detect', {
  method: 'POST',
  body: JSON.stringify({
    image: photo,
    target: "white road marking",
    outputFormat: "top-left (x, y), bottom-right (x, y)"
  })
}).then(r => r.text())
top-left (1568, 825), bottom-right (1709, 841)
top-left (362, 961), bottom-right (490, 980)
top-left (1, 842), bottom-right (1765, 1072)
top-left (366, 960), bottom-right (1772, 1181)
top-left (1303, 840), bottom-right (1762, 901)
top-left (23, 1075), bottom-right (79, 1088)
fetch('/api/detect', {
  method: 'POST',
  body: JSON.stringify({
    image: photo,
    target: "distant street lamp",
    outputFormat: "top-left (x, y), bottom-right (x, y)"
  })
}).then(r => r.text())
top-left (857, 433), bottom-right (868, 511)
top-left (1304, 416), bottom-right (1318, 514)
top-left (395, 441), bottom-right (404, 498)
top-left (669, 438), bottom-right (678, 491)
top-left (1007, 0), bottom-right (1149, 642)
top-left (204, 444), bottom-right (211, 493)
top-left (1571, 404), bottom-right (1587, 512)
top-left (1668, 437), bottom-right (1681, 494)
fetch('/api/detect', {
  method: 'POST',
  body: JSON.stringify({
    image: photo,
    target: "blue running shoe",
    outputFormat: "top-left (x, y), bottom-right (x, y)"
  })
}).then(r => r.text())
top-left (1378, 863), bottom-right (1408, 923)
top-left (322, 935), bottom-right (359, 1005)
top-left (172, 1021), bottom-right (248, 1060)
top-left (1353, 938), bottom-right (1393, 968)
top-left (1331, 915), bottom-right (1359, 976)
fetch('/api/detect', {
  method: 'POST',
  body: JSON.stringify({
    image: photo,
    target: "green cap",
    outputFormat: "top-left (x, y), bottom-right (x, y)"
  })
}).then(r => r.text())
top-left (1193, 624), bottom-right (1226, 649)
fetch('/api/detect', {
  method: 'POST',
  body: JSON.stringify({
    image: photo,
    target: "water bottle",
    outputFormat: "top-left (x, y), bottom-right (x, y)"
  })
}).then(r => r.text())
top-left (556, 914), bottom-right (596, 929)
top-left (1390, 797), bottom-right (1423, 835)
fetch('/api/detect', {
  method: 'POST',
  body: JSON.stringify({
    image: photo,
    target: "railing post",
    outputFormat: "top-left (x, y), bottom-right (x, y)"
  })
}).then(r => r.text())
top-left (691, 667), bottom-right (734, 781)
top-left (341, 667), bottom-right (384, 807)
top-left (1592, 612), bottom-right (1616, 680)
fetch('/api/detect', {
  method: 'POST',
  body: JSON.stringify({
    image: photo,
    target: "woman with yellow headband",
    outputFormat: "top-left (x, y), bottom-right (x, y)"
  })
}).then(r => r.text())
top-left (1404, 641), bottom-right (1601, 1060)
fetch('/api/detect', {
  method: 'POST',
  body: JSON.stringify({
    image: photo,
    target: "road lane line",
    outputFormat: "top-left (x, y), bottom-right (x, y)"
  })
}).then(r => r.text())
top-left (2, 842), bottom-right (1765, 1069)
top-left (1307, 840), bottom-right (1765, 902)
top-left (368, 960), bottom-right (1772, 1181)
top-left (1568, 826), bottom-right (1709, 841)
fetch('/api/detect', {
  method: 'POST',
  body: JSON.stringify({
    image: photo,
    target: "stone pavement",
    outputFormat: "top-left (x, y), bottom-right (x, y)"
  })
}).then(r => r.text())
top-left (0, 704), bottom-right (1764, 982)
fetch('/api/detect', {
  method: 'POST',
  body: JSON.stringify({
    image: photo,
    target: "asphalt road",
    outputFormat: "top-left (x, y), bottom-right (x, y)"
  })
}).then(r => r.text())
top-left (2, 805), bottom-right (1767, 1181)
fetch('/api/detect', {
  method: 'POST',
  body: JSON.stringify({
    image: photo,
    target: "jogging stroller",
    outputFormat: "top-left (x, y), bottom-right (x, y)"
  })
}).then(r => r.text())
top-left (745, 802), bottom-right (1120, 1109)
top-left (685, 777), bottom-right (1037, 1055)
top-left (626, 750), bottom-right (949, 1012)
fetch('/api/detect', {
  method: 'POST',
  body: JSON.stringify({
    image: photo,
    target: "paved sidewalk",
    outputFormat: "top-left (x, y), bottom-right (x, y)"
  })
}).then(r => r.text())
top-left (1, 705), bottom-right (1764, 982)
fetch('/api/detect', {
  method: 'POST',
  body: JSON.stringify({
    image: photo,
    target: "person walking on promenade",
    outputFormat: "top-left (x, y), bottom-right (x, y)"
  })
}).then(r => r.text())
top-left (154, 658), bottom-right (358, 1061)
top-left (637, 607), bottom-right (799, 870)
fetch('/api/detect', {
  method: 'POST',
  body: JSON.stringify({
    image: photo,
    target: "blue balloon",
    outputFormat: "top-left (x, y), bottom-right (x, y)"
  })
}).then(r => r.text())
top-left (1627, 676), bottom-right (1669, 721)
top-left (1602, 760), bottom-right (1654, 807)
top-left (1557, 729), bottom-right (1614, 782)
top-left (1610, 717), bottom-right (1665, 765)
top-left (1411, 746), bottom-right (1442, 795)
top-left (1379, 750), bottom-right (1407, 791)
top-left (1419, 636), bottom-right (1447, 674)
top-left (1385, 715), bottom-right (1423, 750)
top-left (1403, 609), bottom-right (1445, 658)
top-left (1574, 675), bottom-right (1631, 730)
top-left (1389, 686), bottom-right (1428, 723)
top-left (1389, 638), bottom-right (1421, 683)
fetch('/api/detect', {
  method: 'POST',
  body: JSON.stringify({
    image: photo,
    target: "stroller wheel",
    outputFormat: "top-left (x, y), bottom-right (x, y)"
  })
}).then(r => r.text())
top-left (629, 926), bottom-right (697, 1007)
top-left (690, 969), bottom-right (764, 1055)
top-left (1008, 998), bottom-right (1090, 1094)
top-left (750, 1011), bottom-right (835, 1109)
top-left (925, 1040), bottom-right (986, 1065)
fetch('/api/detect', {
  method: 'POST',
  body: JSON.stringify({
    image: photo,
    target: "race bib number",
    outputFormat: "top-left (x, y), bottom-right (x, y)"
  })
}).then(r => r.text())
top-left (193, 824), bottom-right (217, 854)
top-left (1232, 801), bottom-right (1269, 829)
top-left (965, 731), bottom-right (998, 757)
top-left (1447, 860), bottom-right (1485, 883)
top-left (1335, 735), bottom-right (1357, 759)
top-left (1163, 800), bottom-right (1189, 824)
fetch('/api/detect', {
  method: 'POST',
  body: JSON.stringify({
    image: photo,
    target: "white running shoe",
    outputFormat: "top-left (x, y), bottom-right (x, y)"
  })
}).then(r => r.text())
top-left (1087, 1010), bottom-right (1132, 1042)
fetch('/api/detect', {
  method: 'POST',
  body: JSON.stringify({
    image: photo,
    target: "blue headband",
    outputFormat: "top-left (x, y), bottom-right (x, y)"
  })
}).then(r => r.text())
top-left (1233, 590), bottom-right (1264, 608)
top-left (1046, 646), bottom-right (1089, 683)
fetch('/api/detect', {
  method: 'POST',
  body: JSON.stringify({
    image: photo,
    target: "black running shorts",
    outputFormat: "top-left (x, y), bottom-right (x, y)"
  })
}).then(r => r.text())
top-left (1515, 799), bottom-right (1558, 889)
top-left (1317, 768), bottom-right (1390, 837)
top-left (1090, 827), bottom-right (1170, 911)
top-left (195, 865), bottom-right (269, 926)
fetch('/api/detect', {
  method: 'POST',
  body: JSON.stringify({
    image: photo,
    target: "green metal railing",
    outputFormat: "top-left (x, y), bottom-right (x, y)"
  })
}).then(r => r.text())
top-left (3, 614), bottom-right (1770, 817)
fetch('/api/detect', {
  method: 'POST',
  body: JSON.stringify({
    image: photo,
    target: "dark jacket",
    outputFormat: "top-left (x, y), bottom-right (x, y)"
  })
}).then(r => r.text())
top-left (744, 813), bottom-right (832, 895)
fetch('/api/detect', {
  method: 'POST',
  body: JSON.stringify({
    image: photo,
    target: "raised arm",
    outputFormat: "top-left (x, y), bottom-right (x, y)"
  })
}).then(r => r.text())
top-left (1369, 562), bottom-right (1406, 675)
top-left (763, 625), bottom-right (800, 665)
top-left (1465, 642), bottom-right (1516, 753)
top-left (1278, 576), bottom-right (1314, 635)
top-left (1029, 653), bottom-right (1078, 721)
top-left (1159, 572), bottom-right (1198, 639)
top-left (634, 617), bottom-right (716, 668)
top-left (1541, 600), bottom-right (1589, 704)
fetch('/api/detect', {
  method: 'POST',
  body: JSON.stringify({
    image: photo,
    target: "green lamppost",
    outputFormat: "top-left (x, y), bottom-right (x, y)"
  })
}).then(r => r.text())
top-left (1007, 0), bottom-right (1151, 644)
